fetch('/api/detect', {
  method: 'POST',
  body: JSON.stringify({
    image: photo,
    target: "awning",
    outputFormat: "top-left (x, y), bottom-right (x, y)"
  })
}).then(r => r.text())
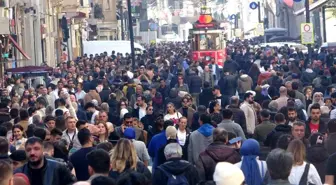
top-left (294, 0), bottom-right (329, 16)
top-left (8, 35), bottom-right (31, 60)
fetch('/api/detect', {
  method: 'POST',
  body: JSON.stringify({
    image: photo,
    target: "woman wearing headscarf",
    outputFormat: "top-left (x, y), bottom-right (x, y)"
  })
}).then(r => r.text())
top-left (307, 92), bottom-right (327, 116)
top-left (235, 139), bottom-right (267, 185)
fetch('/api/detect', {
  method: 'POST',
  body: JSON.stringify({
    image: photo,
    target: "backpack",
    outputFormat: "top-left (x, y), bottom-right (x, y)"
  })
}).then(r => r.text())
top-left (157, 166), bottom-right (189, 185)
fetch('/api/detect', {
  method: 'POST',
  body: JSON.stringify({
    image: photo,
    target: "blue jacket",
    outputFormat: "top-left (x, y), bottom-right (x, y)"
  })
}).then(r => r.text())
top-left (148, 131), bottom-right (167, 172)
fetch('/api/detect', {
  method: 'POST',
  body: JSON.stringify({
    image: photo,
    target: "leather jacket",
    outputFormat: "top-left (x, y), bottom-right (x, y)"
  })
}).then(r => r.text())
top-left (14, 157), bottom-right (76, 185)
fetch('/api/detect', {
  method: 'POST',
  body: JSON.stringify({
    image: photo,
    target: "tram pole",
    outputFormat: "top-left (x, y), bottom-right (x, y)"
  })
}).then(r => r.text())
top-left (257, 2), bottom-right (261, 23)
top-left (127, 0), bottom-right (136, 71)
top-left (305, 0), bottom-right (312, 63)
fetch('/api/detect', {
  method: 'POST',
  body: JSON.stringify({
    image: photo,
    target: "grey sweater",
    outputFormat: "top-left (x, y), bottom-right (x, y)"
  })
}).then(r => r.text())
top-left (217, 120), bottom-right (246, 140)
top-left (188, 129), bottom-right (213, 164)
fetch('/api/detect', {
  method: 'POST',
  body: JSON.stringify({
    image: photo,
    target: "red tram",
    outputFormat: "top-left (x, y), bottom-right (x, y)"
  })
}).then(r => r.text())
top-left (190, 8), bottom-right (227, 66)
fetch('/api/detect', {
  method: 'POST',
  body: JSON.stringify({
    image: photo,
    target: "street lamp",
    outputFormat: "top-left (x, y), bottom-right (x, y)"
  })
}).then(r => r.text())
top-left (127, 0), bottom-right (136, 71)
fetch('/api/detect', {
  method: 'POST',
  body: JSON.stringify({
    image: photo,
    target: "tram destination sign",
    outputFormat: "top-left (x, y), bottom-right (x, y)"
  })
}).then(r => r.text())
top-left (195, 23), bottom-right (215, 28)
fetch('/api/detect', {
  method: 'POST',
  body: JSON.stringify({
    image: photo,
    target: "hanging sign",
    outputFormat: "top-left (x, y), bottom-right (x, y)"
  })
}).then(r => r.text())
top-left (249, 2), bottom-right (258, 10)
top-left (230, 14), bottom-right (236, 20)
top-left (301, 23), bottom-right (314, 44)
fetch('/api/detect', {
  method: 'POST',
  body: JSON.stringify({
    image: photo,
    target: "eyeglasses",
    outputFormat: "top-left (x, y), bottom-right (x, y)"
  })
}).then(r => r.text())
top-left (148, 109), bottom-right (153, 111)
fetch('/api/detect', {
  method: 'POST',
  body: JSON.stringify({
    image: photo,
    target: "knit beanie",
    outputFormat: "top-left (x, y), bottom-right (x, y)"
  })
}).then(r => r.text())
top-left (213, 162), bottom-right (245, 185)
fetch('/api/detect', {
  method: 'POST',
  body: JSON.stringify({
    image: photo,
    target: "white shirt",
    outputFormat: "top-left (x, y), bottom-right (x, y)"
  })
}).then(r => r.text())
top-left (177, 129), bottom-right (187, 146)
top-left (91, 110), bottom-right (100, 124)
top-left (75, 91), bottom-right (86, 100)
top-left (139, 107), bottom-right (146, 120)
top-left (164, 112), bottom-right (182, 123)
top-left (212, 64), bottom-right (216, 75)
top-left (127, 71), bottom-right (134, 79)
top-left (51, 88), bottom-right (68, 106)
top-left (28, 117), bottom-right (33, 125)
top-left (288, 162), bottom-right (322, 185)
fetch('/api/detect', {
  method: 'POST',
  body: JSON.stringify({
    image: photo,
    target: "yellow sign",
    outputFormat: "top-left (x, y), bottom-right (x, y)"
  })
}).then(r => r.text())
top-left (255, 23), bottom-right (264, 36)
top-left (235, 29), bottom-right (242, 37)
top-left (300, 23), bottom-right (314, 44)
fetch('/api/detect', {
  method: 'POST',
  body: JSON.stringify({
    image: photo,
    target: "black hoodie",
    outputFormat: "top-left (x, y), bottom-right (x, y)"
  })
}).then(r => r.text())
top-left (307, 145), bottom-right (329, 183)
top-left (264, 124), bottom-right (292, 149)
top-left (199, 87), bottom-right (213, 108)
top-left (153, 158), bottom-right (199, 185)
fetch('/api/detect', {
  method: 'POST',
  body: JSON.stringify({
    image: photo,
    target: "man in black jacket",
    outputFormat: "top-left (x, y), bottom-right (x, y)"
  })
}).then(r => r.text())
top-left (199, 82), bottom-right (213, 108)
top-left (187, 69), bottom-right (202, 106)
top-left (305, 103), bottom-right (327, 138)
top-left (153, 143), bottom-right (199, 185)
top-left (212, 85), bottom-right (230, 110)
top-left (264, 113), bottom-right (292, 149)
top-left (14, 137), bottom-right (76, 185)
top-left (218, 70), bottom-right (238, 97)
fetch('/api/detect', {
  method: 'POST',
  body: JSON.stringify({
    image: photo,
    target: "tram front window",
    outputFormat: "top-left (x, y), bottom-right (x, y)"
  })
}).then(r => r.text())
top-left (198, 34), bottom-right (220, 50)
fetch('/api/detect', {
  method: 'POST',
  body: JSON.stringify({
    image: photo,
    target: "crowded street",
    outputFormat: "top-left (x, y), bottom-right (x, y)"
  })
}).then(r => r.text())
top-left (1, 0), bottom-right (336, 185)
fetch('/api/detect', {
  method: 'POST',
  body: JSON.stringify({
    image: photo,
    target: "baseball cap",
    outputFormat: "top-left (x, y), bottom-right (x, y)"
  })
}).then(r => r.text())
top-left (124, 127), bottom-right (136, 139)
top-left (213, 162), bottom-right (245, 185)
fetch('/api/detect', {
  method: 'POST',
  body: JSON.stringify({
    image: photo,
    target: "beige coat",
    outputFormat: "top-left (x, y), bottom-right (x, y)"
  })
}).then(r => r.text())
top-left (240, 102), bottom-right (257, 134)
top-left (84, 90), bottom-right (102, 106)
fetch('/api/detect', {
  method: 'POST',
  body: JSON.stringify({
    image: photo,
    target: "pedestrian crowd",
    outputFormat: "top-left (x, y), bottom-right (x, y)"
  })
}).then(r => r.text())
top-left (0, 41), bottom-right (336, 185)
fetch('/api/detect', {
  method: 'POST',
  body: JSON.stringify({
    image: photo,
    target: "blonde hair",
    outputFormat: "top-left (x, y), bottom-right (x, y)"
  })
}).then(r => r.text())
top-left (111, 139), bottom-right (137, 173)
top-left (287, 139), bottom-right (306, 166)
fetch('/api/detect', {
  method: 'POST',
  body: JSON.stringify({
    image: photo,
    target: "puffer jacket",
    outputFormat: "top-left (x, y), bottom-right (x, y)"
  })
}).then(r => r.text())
top-left (14, 157), bottom-right (76, 185)
top-left (237, 74), bottom-right (253, 94)
top-left (307, 145), bottom-right (329, 183)
top-left (196, 142), bottom-right (241, 181)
